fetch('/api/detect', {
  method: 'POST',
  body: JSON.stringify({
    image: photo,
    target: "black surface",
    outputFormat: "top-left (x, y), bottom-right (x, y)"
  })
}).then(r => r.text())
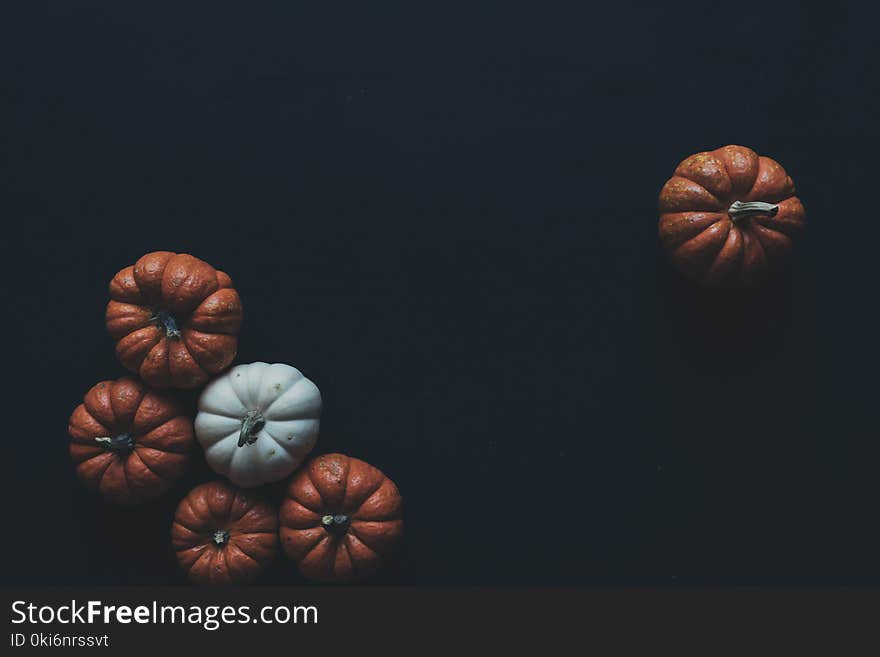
top-left (1, 1), bottom-right (878, 586)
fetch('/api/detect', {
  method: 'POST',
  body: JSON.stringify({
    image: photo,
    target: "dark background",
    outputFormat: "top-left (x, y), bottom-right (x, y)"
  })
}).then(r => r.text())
top-left (1, 1), bottom-right (878, 586)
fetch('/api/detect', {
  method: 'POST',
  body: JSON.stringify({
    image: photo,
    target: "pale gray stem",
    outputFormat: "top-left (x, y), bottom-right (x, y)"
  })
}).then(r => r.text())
top-left (321, 513), bottom-right (350, 534)
top-left (728, 200), bottom-right (778, 223)
top-left (152, 311), bottom-right (181, 339)
top-left (94, 433), bottom-right (135, 452)
top-left (238, 410), bottom-right (265, 447)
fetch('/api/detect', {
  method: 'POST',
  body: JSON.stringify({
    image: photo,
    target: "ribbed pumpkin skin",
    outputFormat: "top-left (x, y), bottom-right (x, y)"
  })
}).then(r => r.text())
top-left (171, 481), bottom-right (278, 585)
top-left (194, 362), bottom-right (322, 488)
top-left (68, 377), bottom-right (193, 505)
top-left (279, 454), bottom-right (403, 583)
top-left (658, 145), bottom-right (806, 287)
top-left (105, 251), bottom-right (243, 389)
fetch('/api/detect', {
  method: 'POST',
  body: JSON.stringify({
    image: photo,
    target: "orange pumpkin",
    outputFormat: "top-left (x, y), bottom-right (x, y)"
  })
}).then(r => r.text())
top-left (105, 251), bottom-right (243, 389)
top-left (68, 377), bottom-right (193, 504)
top-left (658, 145), bottom-right (806, 287)
top-left (279, 454), bottom-right (403, 583)
top-left (171, 481), bottom-right (278, 585)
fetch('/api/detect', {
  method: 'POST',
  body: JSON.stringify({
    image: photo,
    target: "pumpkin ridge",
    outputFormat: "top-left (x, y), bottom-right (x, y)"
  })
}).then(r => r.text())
top-left (224, 542), bottom-right (260, 575)
top-left (171, 522), bottom-right (206, 549)
top-left (130, 447), bottom-right (170, 482)
top-left (84, 382), bottom-right (119, 429)
top-left (132, 251), bottom-right (175, 303)
top-left (228, 537), bottom-right (265, 565)
top-left (211, 485), bottom-right (238, 523)
top-left (261, 424), bottom-right (305, 457)
top-left (226, 368), bottom-right (254, 411)
top-left (69, 406), bottom-right (112, 443)
top-left (181, 328), bottom-right (231, 373)
top-left (98, 459), bottom-right (134, 502)
top-left (659, 176), bottom-right (725, 213)
top-left (253, 361), bottom-right (274, 409)
top-left (304, 468), bottom-right (327, 510)
top-left (176, 545), bottom-right (211, 572)
top-left (705, 224), bottom-right (745, 284)
top-left (339, 457), bottom-right (352, 509)
top-left (658, 212), bottom-right (725, 251)
top-left (178, 497), bottom-right (208, 534)
top-left (137, 418), bottom-right (193, 454)
top-left (675, 160), bottom-right (732, 201)
top-left (172, 514), bottom-right (204, 536)
top-left (77, 452), bottom-right (115, 488)
top-left (123, 451), bottom-right (166, 498)
top-left (348, 522), bottom-right (388, 555)
top-left (131, 397), bottom-right (180, 435)
top-left (345, 475), bottom-right (386, 515)
top-left (234, 503), bottom-right (278, 533)
top-left (750, 222), bottom-right (793, 258)
top-left (228, 489), bottom-right (256, 522)
top-left (754, 197), bottom-right (805, 238)
top-left (208, 550), bottom-right (230, 585)
top-left (339, 537), bottom-right (358, 579)
top-left (141, 339), bottom-right (172, 388)
top-left (109, 266), bottom-right (146, 304)
top-left (188, 289), bottom-right (243, 336)
top-left (308, 454), bottom-right (352, 511)
top-left (287, 484), bottom-right (324, 514)
top-left (280, 527), bottom-right (326, 556)
top-left (109, 378), bottom-right (147, 426)
top-left (351, 507), bottom-right (400, 523)
top-left (174, 541), bottom-right (209, 562)
top-left (713, 146), bottom-right (733, 182)
top-left (346, 531), bottom-right (381, 564)
top-left (673, 220), bottom-right (731, 272)
top-left (232, 527), bottom-right (278, 536)
top-left (713, 145), bottom-right (761, 197)
top-left (187, 546), bottom-right (215, 578)
top-left (167, 340), bottom-right (209, 387)
top-left (301, 535), bottom-right (335, 577)
top-left (261, 378), bottom-right (320, 418)
top-left (741, 229), bottom-right (769, 283)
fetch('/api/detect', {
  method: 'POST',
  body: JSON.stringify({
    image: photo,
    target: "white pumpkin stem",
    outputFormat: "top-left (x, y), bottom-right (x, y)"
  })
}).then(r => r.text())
top-left (212, 529), bottom-right (230, 546)
top-left (238, 411), bottom-right (265, 447)
top-left (728, 200), bottom-right (778, 223)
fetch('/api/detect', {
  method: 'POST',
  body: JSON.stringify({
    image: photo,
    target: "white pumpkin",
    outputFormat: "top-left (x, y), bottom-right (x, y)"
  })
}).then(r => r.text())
top-left (195, 362), bottom-right (322, 487)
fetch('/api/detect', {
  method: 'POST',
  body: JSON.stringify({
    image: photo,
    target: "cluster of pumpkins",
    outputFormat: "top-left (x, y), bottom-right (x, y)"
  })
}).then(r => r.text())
top-left (67, 251), bottom-right (403, 585)
top-left (64, 146), bottom-right (804, 584)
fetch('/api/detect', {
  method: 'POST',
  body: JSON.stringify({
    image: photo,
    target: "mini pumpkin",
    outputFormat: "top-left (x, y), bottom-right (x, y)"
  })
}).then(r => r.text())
top-left (105, 251), bottom-right (243, 389)
top-left (658, 145), bottom-right (806, 287)
top-left (171, 480), bottom-right (278, 585)
top-left (68, 377), bottom-right (193, 505)
top-left (195, 362), bottom-right (322, 488)
top-left (279, 453), bottom-right (403, 583)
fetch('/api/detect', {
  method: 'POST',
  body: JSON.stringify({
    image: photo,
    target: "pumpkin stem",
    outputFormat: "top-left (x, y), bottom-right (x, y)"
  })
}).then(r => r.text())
top-left (238, 410), bottom-right (265, 447)
top-left (95, 433), bottom-right (135, 452)
top-left (321, 513), bottom-right (350, 535)
top-left (212, 529), bottom-right (230, 546)
top-left (153, 311), bottom-right (182, 339)
top-left (728, 200), bottom-right (778, 223)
